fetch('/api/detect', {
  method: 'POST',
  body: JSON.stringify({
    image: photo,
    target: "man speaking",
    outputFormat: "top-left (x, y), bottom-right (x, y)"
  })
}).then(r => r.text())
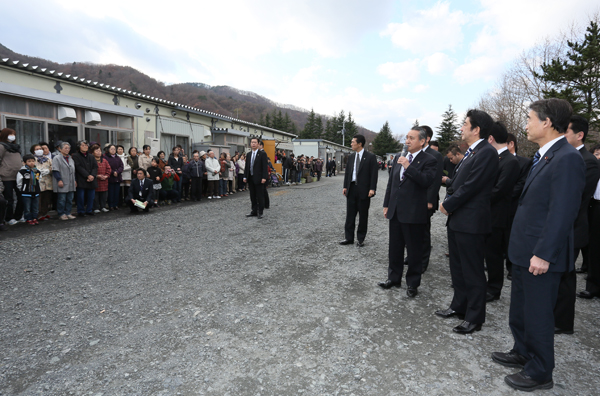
top-left (244, 137), bottom-right (268, 219)
top-left (379, 127), bottom-right (437, 297)
top-left (340, 134), bottom-right (378, 247)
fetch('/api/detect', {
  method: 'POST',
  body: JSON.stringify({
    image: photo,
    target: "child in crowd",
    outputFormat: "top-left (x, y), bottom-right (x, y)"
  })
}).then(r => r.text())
top-left (147, 157), bottom-right (163, 207)
top-left (17, 154), bottom-right (41, 225)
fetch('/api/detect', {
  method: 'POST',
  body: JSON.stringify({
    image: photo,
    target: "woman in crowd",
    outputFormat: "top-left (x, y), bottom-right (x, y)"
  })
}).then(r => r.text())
top-left (181, 155), bottom-right (190, 201)
top-left (0, 128), bottom-right (24, 225)
top-left (91, 144), bottom-right (111, 213)
top-left (138, 145), bottom-right (153, 174)
top-left (127, 147), bottom-right (140, 178)
top-left (31, 143), bottom-right (53, 221)
top-left (205, 150), bottom-right (220, 199)
top-left (157, 151), bottom-right (167, 172)
top-left (147, 157), bottom-right (163, 207)
top-left (201, 151), bottom-right (209, 198)
top-left (52, 142), bottom-right (76, 220)
top-left (72, 140), bottom-right (98, 216)
top-left (104, 144), bottom-right (123, 210)
top-left (118, 145), bottom-right (131, 207)
top-left (168, 146), bottom-right (183, 198)
top-left (237, 153), bottom-right (246, 192)
top-left (219, 152), bottom-right (230, 197)
top-left (227, 152), bottom-right (235, 195)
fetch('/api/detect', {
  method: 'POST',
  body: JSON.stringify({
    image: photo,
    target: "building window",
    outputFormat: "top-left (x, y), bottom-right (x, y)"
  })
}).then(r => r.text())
top-left (49, 123), bottom-right (78, 152)
top-left (29, 101), bottom-right (55, 118)
top-left (5, 118), bottom-right (43, 154)
top-left (0, 95), bottom-right (27, 115)
top-left (116, 131), bottom-right (132, 152)
top-left (85, 128), bottom-right (110, 149)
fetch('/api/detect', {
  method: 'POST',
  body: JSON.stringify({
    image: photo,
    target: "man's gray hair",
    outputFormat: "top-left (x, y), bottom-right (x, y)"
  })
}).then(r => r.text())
top-left (411, 126), bottom-right (428, 142)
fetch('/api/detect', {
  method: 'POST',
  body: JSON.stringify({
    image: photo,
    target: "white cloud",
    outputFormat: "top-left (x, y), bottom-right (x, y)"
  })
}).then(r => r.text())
top-left (381, 1), bottom-right (466, 54)
top-left (423, 52), bottom-right (455, 75)
top-left (376, 60), bottom-right (421, 90)
top-left (413, 84), bottom-right (429, 93)
top-left (453, 56), bottom-right (504, 84)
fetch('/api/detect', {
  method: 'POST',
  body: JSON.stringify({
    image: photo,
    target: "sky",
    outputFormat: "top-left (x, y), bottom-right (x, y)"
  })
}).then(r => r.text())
top-left (0, 0), bottom-right (598, 136)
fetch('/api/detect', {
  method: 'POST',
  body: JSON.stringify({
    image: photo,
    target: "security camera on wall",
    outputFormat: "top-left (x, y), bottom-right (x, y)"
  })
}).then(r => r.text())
top-left (135, 103), bottom-right (142, 109)
top-left (171, 110), bottom-right (177, 117)
top-left (146, 108), bottom-right (151, 113)
top-left (146, 117), bottom-right (151, 122)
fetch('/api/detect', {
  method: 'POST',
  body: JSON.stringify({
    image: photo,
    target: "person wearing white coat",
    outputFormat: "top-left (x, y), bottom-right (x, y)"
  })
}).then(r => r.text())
top-left (204, 150), bottom-right (221, 199)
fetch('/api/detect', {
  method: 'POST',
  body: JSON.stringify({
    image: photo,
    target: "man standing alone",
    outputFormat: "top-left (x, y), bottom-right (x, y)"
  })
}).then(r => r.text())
top-left (244, 138), bottom-right (268, 219)
top-left (492, 99), bottom-right (585, 391)
top-left (340, 135), bottom-right (378, 247)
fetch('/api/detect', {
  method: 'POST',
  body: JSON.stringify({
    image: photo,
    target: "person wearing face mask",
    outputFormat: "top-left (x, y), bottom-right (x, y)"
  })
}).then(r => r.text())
top-left (31, 144), bottom-right (53, 221)
top-left (0, 128), bottom-right (25, 225)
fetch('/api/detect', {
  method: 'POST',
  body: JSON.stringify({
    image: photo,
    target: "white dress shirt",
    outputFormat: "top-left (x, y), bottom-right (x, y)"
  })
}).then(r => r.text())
top-left (537, 135), bottom-right (565, 159)
top-left (399, 149), bottom-right (422, 181)
top-left (352, 148), bottom-right (364, 182)
top-left (497, 146), bottom-right (508, 155)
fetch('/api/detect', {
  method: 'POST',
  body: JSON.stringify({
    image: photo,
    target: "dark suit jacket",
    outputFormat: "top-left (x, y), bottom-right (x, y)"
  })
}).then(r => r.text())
top-left (424, 146), bottom-right (444, 211)
top-left (574, 147), bottom-right (600, 247)
top-left (127, 178), bottom-right (154, 202)
top-left (444, 140), bottom-right (499, 235)
top-left (491, 150), bottom-right (520, 228)
top-left (244, 150), bottom-right (268, 184)
top-left (509, 154), bottom-right (532, 217)
top-left (71, 151), bottom-right (98, 190)
top-left (343, 150), bottom-right (378, 200)
top-left (383, 151), bottom-right (437, 224)
top-left (508, 138), bottom-right (585, 272)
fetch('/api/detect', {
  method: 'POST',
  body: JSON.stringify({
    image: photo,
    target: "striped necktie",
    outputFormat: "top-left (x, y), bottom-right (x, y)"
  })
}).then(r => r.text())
top-left (455, 147), bottom-right (473, 173)
top-left (528, 151), bottom-right (541, 176)
top-left (400, 153), bottom-right (413, 181)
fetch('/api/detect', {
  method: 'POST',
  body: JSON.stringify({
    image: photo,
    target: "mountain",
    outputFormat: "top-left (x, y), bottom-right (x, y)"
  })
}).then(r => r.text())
top-left (0, 44), bottom-right (377, 142)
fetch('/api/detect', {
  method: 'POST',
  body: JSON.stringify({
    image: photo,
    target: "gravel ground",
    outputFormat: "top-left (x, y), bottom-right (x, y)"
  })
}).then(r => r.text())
top-left (1, 171), bottom-right (599, 395)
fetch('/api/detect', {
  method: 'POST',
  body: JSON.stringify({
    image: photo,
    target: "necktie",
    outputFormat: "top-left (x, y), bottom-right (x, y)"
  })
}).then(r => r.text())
top-left (529, 151), bottom-right (541, 176)
top-left (251, 152), bottom-right (256, 176)
top-left (400, 153), bottom-right (414, 182)
top-left (353, 153), bottom-right (359, 182)
top-left (455, 147), bottom-right (473, 173)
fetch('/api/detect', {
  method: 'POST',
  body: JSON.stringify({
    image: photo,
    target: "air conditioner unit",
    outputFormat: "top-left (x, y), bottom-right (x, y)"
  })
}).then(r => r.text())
top-left (84, 110), bottom-right (101, 125)
top-left (58, 106), bottom-right (77, 122)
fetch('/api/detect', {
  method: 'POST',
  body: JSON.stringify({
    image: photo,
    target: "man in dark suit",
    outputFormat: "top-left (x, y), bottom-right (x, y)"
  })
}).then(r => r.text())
top-left (553, 115), bottom-right (600, 333)
top-left (379, 127), bottom-right (437, 297)
top-left (127, 169), bottom-right (153, 213)
top-left (435, 109), bottom-right (498, 335)
top-left (243, 137), bottom-right (268, 219)
top-left (579, 174), bottom-right (600, 298)
top-left (341, 134), bottom-right (378, 247)
top-left (418, 126), bottom-right (444, 273)
top-left (492, 99), bottom-right (585, 392)
top-left (441, 145), bottom-right (463, 186)
top-left (485, 122), bottom-right (520, 302)
top-left (505, 133), bottom-right (532, 280)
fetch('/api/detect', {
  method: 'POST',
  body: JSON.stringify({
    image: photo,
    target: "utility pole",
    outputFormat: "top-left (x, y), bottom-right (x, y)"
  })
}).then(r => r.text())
top-left (340, 120), bottom-right (346, 146)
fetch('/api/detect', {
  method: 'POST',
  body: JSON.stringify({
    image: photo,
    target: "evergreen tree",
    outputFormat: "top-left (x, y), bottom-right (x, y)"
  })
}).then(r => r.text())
top-left (436, 105), bottom-right (460, 152)
top-left (412, 119), bottom-right (420, 128)
top-left (265, 113), bottom-right (271, 128)
top-left (535, 20), bottom-right (600, 129)
top-left (283, 112), bottom-right (292, 132)
top-left (301, 109), bottom-right (317, 138)
top-left (258, 113), bottom-right (265, 127)
top-left (314, 115), bottom-right (324, 139)
top-left (372, 121), bottom-right (400, 157)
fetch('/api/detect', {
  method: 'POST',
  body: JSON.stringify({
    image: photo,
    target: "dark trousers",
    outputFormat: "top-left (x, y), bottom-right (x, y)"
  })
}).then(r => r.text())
top-left (247, 177), bottom-right (265, 214)
top-left (128, 201), bottom-right (150, 212)
top-left (388, 213), bottom-right (426, 288)
top-left (0, 195), bottom-right (7, 224)
top-left (486, 226), bottom-right (509, 297)
top-left (207, 180), bottom-right (218, 197)
top-left (190, 178), bottom-right (202, 201)
top-left (237, 174), bottom-right (245, 190)
top-left (554, 268), bottom-right (576, 330)
top-left (586, 199), bottom-right (600, 293)
top-left (344, 183), bottom-right (371, 242)
top-left (159, 189), bottom-right (180, 202)
top-left (2, 180), bottom-right (23, 221)
top-left (107, 183), bottom-right (120, 208)
top-left (316, 170), bottom-right (322, 181)
top-left (264, 183), bottom-right (270, 209)
top-left (420, 211), bottom-right (433, 272)
top-left (76, 188), bottom-right (95, 214)
top-left (22, 196), bottom-right (39, 220)
top-left (38, 190), bottom-right (53, 217)
top-left (182, 180), bottom-right (190, 199)
top-left (510, 265), bottom-right (562, 382)
top-left (93, 190), bottom-right (108, 211)
top-left (448, 229), bottom-right (487, 324)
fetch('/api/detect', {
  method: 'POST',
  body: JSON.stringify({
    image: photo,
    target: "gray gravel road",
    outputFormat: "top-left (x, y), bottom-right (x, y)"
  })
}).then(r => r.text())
top-left (1, 171), bottom-right (599, 395)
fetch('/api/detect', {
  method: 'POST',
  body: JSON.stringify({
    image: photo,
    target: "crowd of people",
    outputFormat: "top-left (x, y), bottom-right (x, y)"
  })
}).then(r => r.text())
top-left (0, 128), bottom-right (339, 227)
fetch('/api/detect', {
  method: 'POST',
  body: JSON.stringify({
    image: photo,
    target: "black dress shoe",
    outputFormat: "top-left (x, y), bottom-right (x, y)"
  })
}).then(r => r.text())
top-left (356, 241), bottom-right (365, 247)
top-left (486, 292), bottom-right (500, 302)
top-left (339, 239), bottom-right (354, 245)
top-left (491, 350), bottom-right (528, 368)
top-left (577, 290), bottom-right (600, 299)
top-left (435, 308), bottom-right (465, 319)
top-left (246, 212), bottom-right (258, 217)
top-left (554, 327), bottom-right (574, 335)
top-left (453, 321), bottom-right (482, 334)
top-left (378, 280), bottom-right (401, 289)
top-left (257, 214), bottom-right (263, 219)
top-left (406, 287), bottom-right (418, 298)
top-left (504, 371), bottom-right (553, 392)
top-left (575, 267), bottom-right (586, 273)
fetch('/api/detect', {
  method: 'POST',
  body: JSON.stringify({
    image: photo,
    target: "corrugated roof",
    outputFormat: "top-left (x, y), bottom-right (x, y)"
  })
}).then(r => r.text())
top-left (0, 58), bottom-right (297, 138)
